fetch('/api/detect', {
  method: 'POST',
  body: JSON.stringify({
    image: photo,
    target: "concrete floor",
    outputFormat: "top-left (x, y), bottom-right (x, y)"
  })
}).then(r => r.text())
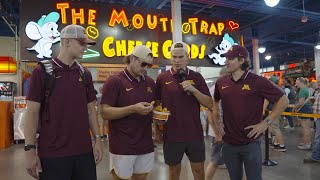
top-left (0, 128), bottom-right (319, 180)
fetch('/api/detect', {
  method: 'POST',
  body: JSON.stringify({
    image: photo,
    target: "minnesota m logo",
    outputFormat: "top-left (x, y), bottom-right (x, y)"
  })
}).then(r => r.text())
top-left (242, 84), bottom-right (251, 91)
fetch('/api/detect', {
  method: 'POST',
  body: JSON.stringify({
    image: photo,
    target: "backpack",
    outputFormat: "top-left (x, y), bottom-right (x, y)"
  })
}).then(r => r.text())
top-left (37, 59), bottom-right (90, 130)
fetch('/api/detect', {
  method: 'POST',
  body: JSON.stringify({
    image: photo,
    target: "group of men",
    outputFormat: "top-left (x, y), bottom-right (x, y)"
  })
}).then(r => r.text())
top-left (25, 24), bottom-right (289, 180)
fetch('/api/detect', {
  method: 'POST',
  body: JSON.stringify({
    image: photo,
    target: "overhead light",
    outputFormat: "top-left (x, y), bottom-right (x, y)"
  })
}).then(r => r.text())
top-left (265, 55), bottom-right (272, 60)
top-left (264, 0), bottom-right (280, 7)
top-left (315, 43), bottom-right (320, 50)
top-left (258, 47), bottom-right (266, 53)
top-left (316, 30), bottom-right (320, 49)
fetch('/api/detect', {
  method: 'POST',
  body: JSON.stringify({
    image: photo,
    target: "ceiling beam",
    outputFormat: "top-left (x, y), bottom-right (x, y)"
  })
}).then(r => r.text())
top-left (157, 0), bottom-right (169, 9)
top-left (1, 16), bottom-right (16, 35)
top-left (133, 0), bottom-right (140, 6)
top-left (261, 21), bottom-right (319, 42)
top-left (240, 0), bottom-right (305, 31)
top-left (194, 1), bottom-right (215, 14)
top-left (185, 0), bottom-right (320, 21)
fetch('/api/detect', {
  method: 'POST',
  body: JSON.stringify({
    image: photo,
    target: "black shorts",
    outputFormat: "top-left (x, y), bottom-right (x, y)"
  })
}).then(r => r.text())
top-left (163, 140), bottom-right (205, 166)
top-left (39, 153), bottom-right (96, 180)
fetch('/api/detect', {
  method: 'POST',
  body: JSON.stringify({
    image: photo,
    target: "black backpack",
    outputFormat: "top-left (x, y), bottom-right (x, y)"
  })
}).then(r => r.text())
top-left (37, 59), bottom-right (90, 129)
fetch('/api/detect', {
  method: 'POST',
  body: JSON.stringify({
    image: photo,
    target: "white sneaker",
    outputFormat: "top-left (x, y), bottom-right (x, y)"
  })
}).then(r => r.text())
top-left (297, 144), bottom-right (311, 150)
top-left (284, 125), bottom-right (294, 130)
top-left (284, 125), bottom-right (291, 129)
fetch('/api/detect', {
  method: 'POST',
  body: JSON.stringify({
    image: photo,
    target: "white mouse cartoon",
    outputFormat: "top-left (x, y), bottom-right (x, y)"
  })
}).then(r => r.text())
top-left (208, 33), bottom-right (237, 65)
top-left (25, 12), bottom-right (61, 59)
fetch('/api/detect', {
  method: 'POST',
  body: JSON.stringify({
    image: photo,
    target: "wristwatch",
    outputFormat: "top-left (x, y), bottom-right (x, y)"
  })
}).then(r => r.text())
top-left (264, 119), bottom-right (271, 126)
top-left (24, 144), bottom-right (36, 151)
top-left (93, 135), bottom-right (101, 140)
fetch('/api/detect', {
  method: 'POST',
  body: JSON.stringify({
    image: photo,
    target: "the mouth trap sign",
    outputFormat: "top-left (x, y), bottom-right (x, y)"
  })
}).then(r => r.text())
top-left (20, 0), bottom-right (240, 67)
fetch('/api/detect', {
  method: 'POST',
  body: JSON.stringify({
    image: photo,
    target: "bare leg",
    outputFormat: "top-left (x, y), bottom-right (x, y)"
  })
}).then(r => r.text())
top-left (191, 162), bottom-right (205, 180)
top-left (169, 164), bottom-right (181, 180)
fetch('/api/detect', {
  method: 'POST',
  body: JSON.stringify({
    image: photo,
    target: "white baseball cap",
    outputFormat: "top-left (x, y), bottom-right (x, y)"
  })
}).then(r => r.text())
top-left (170, 42), bottom-right (189, 54)
top-left (60, 24), bottom-right (96, 45)
top-left (130, 45), bottom-right (153, 64)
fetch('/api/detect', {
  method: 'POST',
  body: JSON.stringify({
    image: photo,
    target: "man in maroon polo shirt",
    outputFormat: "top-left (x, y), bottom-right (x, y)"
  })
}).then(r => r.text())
top-left (100, 45), bottom-right (155, 180)
top-left (155, 42), bottom-right (213, 180)
top-left (24, 24), bottom-right (103, 180)
top-left (213, 45), bottom-right (288, 180)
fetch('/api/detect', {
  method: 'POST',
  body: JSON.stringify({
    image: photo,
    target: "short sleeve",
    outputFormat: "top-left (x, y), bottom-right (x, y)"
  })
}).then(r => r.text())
top-left (155, 74), bottom-right (163, 101)
top-left (196, 73), bottom-right (211, 97)
top-left (101, 76), bottom-right (120, 106)
top-left (255, 77), bottom-right (283, 103)
top-left (84, 69), bottom-right (97, 103)
top-left (213, 82), bottom-right (221, 102)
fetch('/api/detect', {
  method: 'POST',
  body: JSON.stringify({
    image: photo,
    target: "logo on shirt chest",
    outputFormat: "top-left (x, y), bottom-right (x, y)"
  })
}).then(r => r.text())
top-left (221, 85), bottom-right (229, 90)
top-left (147, 87), bottom-right (153, 93)
top-left (126, 88), bottom-right (133, 91)
top-left (165, 81), bottom-right (173, 85)
top-left (242, 84), bottom-right (251, 91)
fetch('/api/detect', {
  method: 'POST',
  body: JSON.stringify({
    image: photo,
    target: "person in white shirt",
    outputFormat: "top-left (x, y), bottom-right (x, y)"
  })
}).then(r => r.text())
top-left (205, 67), bottom-right (227, 180)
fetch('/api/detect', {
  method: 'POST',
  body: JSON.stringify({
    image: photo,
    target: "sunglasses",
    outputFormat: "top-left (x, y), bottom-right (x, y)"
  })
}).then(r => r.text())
top-left (135, 57), bottom-right (153, 68)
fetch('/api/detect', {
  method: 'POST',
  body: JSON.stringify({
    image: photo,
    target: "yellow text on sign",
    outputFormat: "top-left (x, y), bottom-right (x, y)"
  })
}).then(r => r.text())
top-left (102, 37), bottom-right (206, 60)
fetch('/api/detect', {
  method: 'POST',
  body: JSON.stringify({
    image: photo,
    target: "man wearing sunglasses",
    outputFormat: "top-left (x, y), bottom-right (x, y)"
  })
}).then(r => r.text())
top-left (155, 42), bottom-right (213, 180)
top-left (25, 24), bottom-right (102, 180)
top-left (101, 45), bottom-right (156, 180)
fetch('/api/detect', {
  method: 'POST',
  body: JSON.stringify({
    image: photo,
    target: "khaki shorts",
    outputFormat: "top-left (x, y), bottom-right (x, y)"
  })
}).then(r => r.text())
top-left (109, 152), bottom-right (154, 179)
top-left (270, 116), bottom-right (280, 131)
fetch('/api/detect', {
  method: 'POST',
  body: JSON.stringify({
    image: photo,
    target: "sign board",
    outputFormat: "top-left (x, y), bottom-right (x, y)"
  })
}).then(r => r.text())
top-left (20, 0), bottom-right (241, 67)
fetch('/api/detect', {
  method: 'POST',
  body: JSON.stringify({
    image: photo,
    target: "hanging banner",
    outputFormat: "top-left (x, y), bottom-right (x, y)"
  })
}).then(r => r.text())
top-left (20, 0), bottom-right (241, 67)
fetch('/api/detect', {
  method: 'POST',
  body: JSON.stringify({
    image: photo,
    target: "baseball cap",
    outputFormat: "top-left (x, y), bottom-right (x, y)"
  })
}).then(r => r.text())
top-left (60, 24), bottom-right (96, 45)
top-left (269, 76), bottom-right (279, 84)
top-left (222, 45), bottom-right (249, 59)
top-left (170, 42), bottom-right (189, 54)
top-left (130, 45), bottom-right (153, 64)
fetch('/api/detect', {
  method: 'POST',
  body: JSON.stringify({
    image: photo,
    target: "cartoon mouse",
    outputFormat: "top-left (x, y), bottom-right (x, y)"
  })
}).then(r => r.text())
top-left (25, 12), bottom-right (61, 59)
top-left (208, 33), bottom-right (237, 65)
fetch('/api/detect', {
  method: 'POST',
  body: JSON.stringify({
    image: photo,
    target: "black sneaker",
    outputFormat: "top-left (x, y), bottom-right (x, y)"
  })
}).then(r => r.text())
top-left (273, 145), bottom-right (287, 152)
top-left (271, 144), bottom-right (279, 149)
top-left (304, 158), bottom-right (320, 164)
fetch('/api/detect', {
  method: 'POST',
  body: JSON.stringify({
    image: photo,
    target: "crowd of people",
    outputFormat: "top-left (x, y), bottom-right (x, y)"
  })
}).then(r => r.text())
top-left (24, 24), bottom-right (319, 180)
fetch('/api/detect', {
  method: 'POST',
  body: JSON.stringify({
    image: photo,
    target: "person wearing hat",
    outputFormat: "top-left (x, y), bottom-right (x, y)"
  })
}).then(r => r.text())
top-left (155, 42), bottom-right (212, 180)
top-left (264, 76), bottom-right (287, 152)
top-left (212, 45), bottom-right (288, 180)
top-left (25, 24), bottom-right (102, 180)
top-left (100, 45), bottom-right (155, 180)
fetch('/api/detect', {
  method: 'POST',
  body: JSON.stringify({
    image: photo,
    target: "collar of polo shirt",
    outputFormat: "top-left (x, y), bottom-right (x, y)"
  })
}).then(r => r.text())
top-left (123, 68), bottom-right (145, 82)
top-left (170, 67), bottom-right (190, 76)
top-left (229, 70), bottom-right (251, 82)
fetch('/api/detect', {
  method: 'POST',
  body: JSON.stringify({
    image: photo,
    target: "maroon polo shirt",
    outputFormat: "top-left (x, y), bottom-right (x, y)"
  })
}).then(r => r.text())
top-left (214, 71), bottom-right (283, 145)
top-left (156, 68), bottom-right (211, 142)
top-left (101, 68), bottom-right (155, 155)
top-left (27, 58), bottom-right (97, 158)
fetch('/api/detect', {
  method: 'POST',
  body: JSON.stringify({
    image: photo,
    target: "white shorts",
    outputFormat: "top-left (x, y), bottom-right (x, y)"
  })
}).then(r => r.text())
top-left (109, 152), bottom-right (154, 179)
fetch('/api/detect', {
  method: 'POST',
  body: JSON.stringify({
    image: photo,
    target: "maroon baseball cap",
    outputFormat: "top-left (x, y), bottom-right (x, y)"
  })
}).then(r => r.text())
top-left (222, 45), bottom-right (249, 59)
